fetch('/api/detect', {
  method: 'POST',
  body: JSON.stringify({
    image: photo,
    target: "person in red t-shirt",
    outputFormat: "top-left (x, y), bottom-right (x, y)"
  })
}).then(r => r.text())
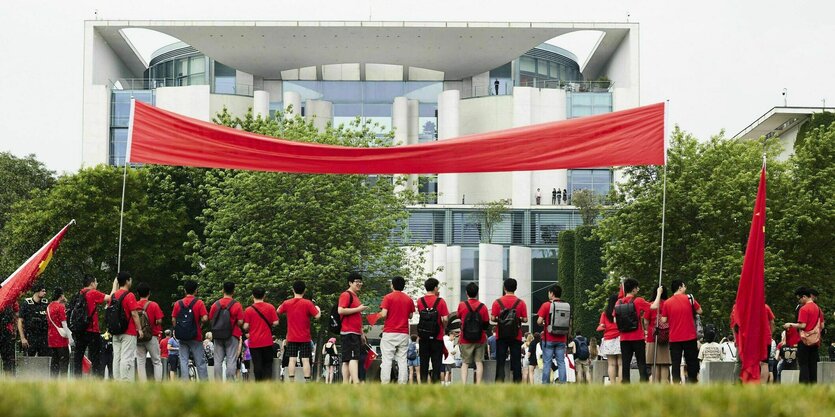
top-left (110, 271), bottom-right (143, 381)
top-left (783, 287), bottom-right (823, 383)
top-left (457, 282), bottom-right (489, 385)
top-left (73, 274), bottom-right (116, 378)
top-left (243, 287), bottom-right (279, 381)
top-left (171, 279), bottom-right (209, 381)
top-left (46, 288), bottom-right (71, 377)
top-left (647, 285), bottom-right (670, 384)
top-left (134, 282), bottom-right (164, 381)
top-left (277, 280), bottom-right (321, 382)
top-left (615, 278), bottom-right (652, 383)
top-left (597, 294), bottom-right (622, 384)
top-left (490, 278), bottom-right (528, 383)
top-left (378, 276), bottom-right (415, 384)
top-left (209, 281), bottom-right (245, 382)
top-left (536, 285), bottom-right (569, 384)
top-left (338, 272), bottom-right (370, 384)
top-left (160, 330), bottom-right (170, 360)
top-left (416, 277), bottom-right (449, 384)
top-left (661, 279), bottom-right (702, 384)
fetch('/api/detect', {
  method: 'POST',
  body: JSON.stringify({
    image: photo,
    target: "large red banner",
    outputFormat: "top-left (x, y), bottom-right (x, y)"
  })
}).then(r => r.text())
top-left (128, 101), bottom-right (665, 173)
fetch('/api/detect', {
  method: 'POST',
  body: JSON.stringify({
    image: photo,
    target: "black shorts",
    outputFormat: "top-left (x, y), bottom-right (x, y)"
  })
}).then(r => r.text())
top-left (341, 334), bottom-right (362, 363)
top-left (286, 342), bottom-right (313, 359)
top-left (168, 355), bottom-right (180, 371)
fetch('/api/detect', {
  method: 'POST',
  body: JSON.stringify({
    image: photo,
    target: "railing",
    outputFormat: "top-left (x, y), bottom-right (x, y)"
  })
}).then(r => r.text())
top-left (517, 79), bottom-right (614, 93)
top-left (109, 78), bottom-right (254, 97)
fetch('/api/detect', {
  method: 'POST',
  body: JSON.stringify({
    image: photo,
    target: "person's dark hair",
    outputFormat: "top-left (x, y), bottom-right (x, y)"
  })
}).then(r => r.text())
top-left (391, 276), bottom-right (405, 292)
top-left (549, 285), bottom-right (562, 298)
top-left (347, 271), bottom-right (363, 284)
top-left (136, 282), bottom-right (151, 298)
top-left (795, 287), bottom-right (812, 298)
top-left (704, 327), bottom-right (717, 343)
top-left (252, 287), bottom-right (266, 299)
top-left (51, 288), bottom-right (63, 302)
top-left (424, 278), bottom-right (439, 292)
top-left (657, 285), bottom-right (668, 300)
top-left (503, 278), bottom-right (518, 293)
top-left (223, 281), bottom-right (235, 295)
top-left (117, 271), bottom-right (131, 287)
top-left (623, 278), bottom-right (639, 294)
top-left (33, 285), bottom-right (46, 292)
top-left (575, 331), bottom-right (582, 337)
top-left (605, 294), bottom-right (619, 320)
top-left (183, 280), bottom-right (198, 295)
top-left (671, 280), bottom-right (686, 292)
top-left (466, 282), bottom-right (479, 298)
top-left (533, 332), bottom-right (541, 343)
top-left (83, 274), bottom-right (96, 287)
top-left (293, 280), bottom-right (306, 294)
top-left (809, 288), bottom-right (819, 297)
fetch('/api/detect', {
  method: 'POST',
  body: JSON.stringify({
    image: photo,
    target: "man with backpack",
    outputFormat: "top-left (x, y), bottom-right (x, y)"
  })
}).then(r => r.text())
top-left (417, 277), bottom-right (449, 383)
top-left (378, 276), bottom-right (415, 384)
top-left (573, 332), bottom-right (591, 383)
top-left (243, 287), bottom-right (279, 381)
top-left (536, 285), bottom-right (570, 384)
top-left (457, 282), bottom-right (489, 384)
top-left (491, 278), bottom-right (528, 383)
top-left (171, 280), bottom-right (209, 381)
top-left (336, 272), bottom-right (370, 384)
top-left (209, 281), bottom-right (244, 381)
top-left (70, 274), bottom-right (115, 377)
top-left (277, 280), bottom-right (321, 382)
top-left (17, 286), bottom-right (49, 357)
top-left (107, 271), bottom-right (144, 381)
top-left (135, 282), bottom-right (164, 381)
top-left (661, 279), bottom-right (702, 383)
top-left (615, 278), bottom-right (651, 383)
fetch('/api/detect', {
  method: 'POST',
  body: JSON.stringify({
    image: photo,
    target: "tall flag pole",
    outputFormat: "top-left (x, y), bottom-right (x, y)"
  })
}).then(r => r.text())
top-left (734, 160), bottom-right (768, 383)
top-left (0, 220), bottom-right (75, 310)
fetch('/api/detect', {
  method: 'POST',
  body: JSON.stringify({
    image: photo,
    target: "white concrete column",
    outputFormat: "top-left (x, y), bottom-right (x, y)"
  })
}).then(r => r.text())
top-left (478, 243), bottom-right (504, 306)
top-left (305, 99), bottom-right (333, 131)
top-left (446, 246), bottom-right (462, 305)
top-left (392, 97), bottom-right (410, 193)
top-left (253, 90), bottom-right (270, 119)
top-left (437, 90), bottom-right (460, 204)
top-left (283, 91), bottom-right (302, 118)
top-left (432, 244), bottom-right (448, 299)
top-left (407, 99), bottom-right (420, 192)
top-left (511, 87), bottom-right (536, 208)
top-left (510, 246), bottom-right (533, 325)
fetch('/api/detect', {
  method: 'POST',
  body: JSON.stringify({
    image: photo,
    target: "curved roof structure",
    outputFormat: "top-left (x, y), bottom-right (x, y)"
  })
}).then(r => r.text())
top-left (91, 20), bottom-right (634, 80)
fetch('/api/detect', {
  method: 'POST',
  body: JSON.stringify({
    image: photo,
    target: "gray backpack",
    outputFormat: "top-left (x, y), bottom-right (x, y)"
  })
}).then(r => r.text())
top-left (547, 300), bottom-right (571, 336)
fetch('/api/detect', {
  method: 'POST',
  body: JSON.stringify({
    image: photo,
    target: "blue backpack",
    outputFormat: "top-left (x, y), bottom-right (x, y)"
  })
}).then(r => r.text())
top-left (574, 335), bottom-right (590, 360)
top-left (407, 342), bottom-right (418, 360)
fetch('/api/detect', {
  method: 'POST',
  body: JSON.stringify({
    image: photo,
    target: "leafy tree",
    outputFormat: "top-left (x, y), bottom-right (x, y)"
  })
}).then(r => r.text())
top-left (572, 189), bottom-right (601, 225)
top-left (0, 152), bottom-right (55, 232)
top-left (475, 199), bottom-right (509, 243)
top-left (0, 166), bottom-right (196, 310)
top-left (573, 225), bottom-right (605, 338)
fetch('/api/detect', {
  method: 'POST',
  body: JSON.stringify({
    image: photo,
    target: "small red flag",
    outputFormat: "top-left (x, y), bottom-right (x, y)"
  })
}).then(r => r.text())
top-left (364, 348), bottom-right (377, 370)
top-left (366, 313), bottom-right (380, 326)
top-left (0, 221), bottom-right (73, 311)
top-left (734, 167), bottom-right (767, 383)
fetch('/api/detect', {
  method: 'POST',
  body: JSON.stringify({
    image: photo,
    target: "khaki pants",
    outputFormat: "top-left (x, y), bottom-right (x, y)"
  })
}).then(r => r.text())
top-left (112, 334), bottom-right (137, 381)
top-left (576, 359), bottom-right (592, 383)
top-left (137, 336), bottom-right (163, 381)
top-left (380, 333), bottom-right (410, 384)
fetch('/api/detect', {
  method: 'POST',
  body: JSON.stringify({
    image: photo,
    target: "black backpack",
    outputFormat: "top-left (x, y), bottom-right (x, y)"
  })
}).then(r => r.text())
top-left (105, 291), bottom-right (130, 335)
top-left (211, 300), bottom-right (237, 340)
top-left (174, 298), bottom-right (200, 341)
top-left (417, 297), bottom-right (442, 340)
top-left (328, 292), bottom-right (353, 335)
top-left (574, 335), bottom-right (590, 360)
top-left (68, 289), bottom-right (93, 334)
top-left (496, 298), bottom-right (522, 340)
top-left (462, 302), bottom-right (485, 342)
top-left (614, 297), bottom-right (639, 332)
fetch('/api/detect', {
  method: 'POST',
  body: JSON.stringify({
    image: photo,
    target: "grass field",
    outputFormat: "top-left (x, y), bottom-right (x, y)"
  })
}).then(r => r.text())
top-left (2, 382), bottom-right (835, 417)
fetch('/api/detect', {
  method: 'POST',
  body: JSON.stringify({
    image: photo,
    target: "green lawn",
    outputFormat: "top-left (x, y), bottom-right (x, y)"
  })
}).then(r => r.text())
top-left (1, 382), bottom-right (834, 417)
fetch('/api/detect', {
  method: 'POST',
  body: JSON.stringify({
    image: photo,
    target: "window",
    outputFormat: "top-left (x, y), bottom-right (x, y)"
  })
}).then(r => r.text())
top-left (520, 56), bottom-right (536, 73)
top-left (537, 59), bottom-right (549, 76)
top-left (568, 169), bottom-right (613, 199)
top-left (567, 92), bottom-right (613, 118)
top-left (214, 61), bottom-right (237, 94)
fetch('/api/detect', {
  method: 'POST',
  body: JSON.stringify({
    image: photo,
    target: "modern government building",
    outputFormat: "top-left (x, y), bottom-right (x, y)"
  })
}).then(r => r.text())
top-left (82, 20), bottom-right (642, 327)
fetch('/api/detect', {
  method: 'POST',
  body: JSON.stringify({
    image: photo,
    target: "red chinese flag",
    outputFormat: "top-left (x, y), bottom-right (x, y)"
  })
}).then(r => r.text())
top-left (0, 221), bottom-right (73, 311)
top-left (734, 167), bottom-right (767, 383)
top-left (366, 313), bottom-right (380, 326)
top-left (364, 348), bottom-right (377, 370)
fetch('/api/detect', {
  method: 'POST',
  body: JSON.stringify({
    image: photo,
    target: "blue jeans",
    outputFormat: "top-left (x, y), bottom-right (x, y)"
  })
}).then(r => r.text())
top-left (541, 341), bottom-right (566, 384)
top-left (179, 339), bottom-right (208, 381)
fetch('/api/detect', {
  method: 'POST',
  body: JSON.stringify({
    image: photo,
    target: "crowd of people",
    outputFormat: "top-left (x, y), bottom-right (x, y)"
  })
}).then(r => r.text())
top-left (0, 271), bottom-right (830, 384)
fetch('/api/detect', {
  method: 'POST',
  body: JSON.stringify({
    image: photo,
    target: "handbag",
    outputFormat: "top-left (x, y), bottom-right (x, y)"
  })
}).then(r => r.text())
top-left (656, 321), bottom-right (671, 344)
top-left (688, 295), bottom-right (704, 340)
top-left (47, 305), bottom-right (71, 339)
top-left (800, 309), bottom-right (823, 346)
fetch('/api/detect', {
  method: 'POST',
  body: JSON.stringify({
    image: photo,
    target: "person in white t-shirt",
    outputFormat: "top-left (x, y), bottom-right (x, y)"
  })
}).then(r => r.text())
top-left (442, 329), bottom-right (459, 385)
top-left (699, 330), bottom-right (723, 373)
top-left (720, 334), bottom-right (738, 362)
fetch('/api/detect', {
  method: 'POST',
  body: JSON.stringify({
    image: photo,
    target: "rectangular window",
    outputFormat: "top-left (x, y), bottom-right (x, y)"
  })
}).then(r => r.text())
top-left (568, 169), bottom-right (613, 199)
top-left (549, 62), bottom-right (560, 78)
top-left (520, 57), bottom-right (536, 73)
top-left (537, 59), bottom-right (549, 76)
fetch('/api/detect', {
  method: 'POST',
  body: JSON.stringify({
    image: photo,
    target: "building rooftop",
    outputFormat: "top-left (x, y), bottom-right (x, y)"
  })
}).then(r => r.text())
top-left (733, 106), bottom-right (835, 140)
top-left (89, 20), bottom-right (636, 81)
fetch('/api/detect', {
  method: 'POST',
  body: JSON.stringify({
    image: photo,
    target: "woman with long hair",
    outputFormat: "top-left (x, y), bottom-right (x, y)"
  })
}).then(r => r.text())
top-left (648, 285), bottom-right (671, 383)
top-left (597, 293), bottom-right (621, 384)
top-left (322, 338), bottom-right (339, 384)
top-left (527, 332), bottom-right (541, 384)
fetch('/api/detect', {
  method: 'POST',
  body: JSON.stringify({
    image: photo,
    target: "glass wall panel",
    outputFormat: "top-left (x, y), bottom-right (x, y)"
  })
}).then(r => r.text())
top-left (568, 169), bottom-right (613, 199)
top-left (520, 57), bottom-right (536, 73)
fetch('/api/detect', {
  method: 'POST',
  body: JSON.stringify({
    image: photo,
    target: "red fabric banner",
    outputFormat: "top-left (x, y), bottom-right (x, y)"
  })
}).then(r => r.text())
top-left (0, 221), bottom-right (73, 311)
top-left (128, 101), bottom-right (665, 174)
top-left (734, 167), bottom-right (767, 383)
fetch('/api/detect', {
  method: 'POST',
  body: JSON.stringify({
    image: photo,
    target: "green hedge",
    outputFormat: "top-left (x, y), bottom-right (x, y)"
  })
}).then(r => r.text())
top-left (2, 382), bottom-right (835, 417)
top-left (573, 225), bottom-right (606, 339)
top-left (557, 230), bottom-right (575, 305)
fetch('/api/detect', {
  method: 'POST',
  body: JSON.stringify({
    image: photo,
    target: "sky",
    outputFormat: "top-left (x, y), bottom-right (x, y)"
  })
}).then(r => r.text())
top-left (1, 0), bottom-right (834, 174)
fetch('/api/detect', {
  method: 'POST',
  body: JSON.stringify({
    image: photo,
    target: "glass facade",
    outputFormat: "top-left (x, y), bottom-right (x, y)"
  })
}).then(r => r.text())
top-left (568, 169), bottom-right (614, 199)
top-left (567, 92), bottom-right (613, 118)
top-left (516, 47), bottom-right (582, 88)
top-left (109, 90), bottom-right (154, 166)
